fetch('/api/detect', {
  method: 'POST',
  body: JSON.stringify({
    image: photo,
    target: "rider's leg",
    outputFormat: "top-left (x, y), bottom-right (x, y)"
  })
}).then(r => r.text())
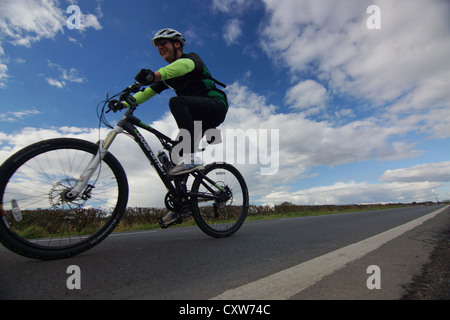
top-left (168, 96), bottom-right (226, 175)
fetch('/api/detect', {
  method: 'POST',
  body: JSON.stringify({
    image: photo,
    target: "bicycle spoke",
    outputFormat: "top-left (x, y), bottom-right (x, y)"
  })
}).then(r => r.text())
top-left (190, 163), bottom-right (248, 237)
top-left (0, 138), bottom-right (128, 259)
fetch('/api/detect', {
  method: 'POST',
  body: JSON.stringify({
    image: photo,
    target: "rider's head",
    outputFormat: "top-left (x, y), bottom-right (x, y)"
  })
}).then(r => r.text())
top-left (152, 28), bottom-right (186, 63)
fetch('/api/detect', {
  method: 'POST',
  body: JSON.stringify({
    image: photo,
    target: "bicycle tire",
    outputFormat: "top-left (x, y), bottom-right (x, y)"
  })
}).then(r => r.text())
top-left (190, 162), bottom-right (248, 238)
top-left (0, 138), bottom-right (129, 260)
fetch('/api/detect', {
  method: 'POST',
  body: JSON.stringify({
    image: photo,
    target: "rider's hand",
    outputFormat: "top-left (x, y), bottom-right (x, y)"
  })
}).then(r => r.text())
top-left (108, 99), bottom-right (125, 113)
top-left (135, 68), bottom-right (155, 85)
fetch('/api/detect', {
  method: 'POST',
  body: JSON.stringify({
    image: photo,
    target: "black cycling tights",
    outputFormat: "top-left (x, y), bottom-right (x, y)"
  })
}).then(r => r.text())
top-left (169, 96), bottom-right (227, 154)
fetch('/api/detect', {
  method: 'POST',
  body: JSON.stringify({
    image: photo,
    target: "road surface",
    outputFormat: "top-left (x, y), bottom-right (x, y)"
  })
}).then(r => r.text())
top-left (0, 204), bottom-right (448, 301)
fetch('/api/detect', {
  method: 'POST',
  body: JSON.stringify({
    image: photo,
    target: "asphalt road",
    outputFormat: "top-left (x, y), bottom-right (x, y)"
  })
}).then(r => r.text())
top-left (0, 204), bottom-right (448, 300)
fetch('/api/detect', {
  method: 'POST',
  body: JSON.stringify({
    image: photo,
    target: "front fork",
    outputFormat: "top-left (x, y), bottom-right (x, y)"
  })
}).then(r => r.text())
top-left (66, 126), bottom-right (123, 199)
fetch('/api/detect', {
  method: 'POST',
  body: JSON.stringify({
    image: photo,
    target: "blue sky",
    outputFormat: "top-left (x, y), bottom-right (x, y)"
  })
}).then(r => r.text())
top-left (1, 0), bottom-right (450, 207)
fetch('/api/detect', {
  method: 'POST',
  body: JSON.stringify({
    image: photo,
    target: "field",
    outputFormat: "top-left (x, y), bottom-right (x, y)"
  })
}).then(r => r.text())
top-left (6, 202), bottom-right (444, 238)
top-left (114, 202), bottom-right (441, 232)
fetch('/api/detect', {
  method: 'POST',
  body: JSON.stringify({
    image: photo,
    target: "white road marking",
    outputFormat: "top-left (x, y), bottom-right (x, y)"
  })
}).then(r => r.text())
top-left (109, 230), bottom-right (158, 237)
top-left (211, 206), bottom-right (448, 300)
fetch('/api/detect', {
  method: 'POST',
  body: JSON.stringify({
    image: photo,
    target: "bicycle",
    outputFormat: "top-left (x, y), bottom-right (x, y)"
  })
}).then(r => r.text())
top-left (0, 82), bottom-right (249, 260)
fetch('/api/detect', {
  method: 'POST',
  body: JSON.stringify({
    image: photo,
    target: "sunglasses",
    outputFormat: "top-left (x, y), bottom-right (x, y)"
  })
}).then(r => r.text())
top-left (155, 39), bottom-right (169, 47)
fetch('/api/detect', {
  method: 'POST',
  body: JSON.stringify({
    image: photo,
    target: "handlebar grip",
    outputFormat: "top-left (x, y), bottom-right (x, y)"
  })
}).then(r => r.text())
top-left (124, 82), bottom-right (141, 93)
top-left (125, 95), bottom-right (137, 106)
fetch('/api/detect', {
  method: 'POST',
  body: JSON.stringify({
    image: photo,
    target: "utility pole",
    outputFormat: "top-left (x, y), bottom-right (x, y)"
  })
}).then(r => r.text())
top-left (432, 190), bottom-right (439, 204)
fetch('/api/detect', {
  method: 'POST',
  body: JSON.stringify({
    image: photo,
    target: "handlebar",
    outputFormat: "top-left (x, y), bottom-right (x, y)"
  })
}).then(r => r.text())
top-left (120, 82), bottom-right (142, 106)
top-left (104, 82), bottom-right (143, 114)
top-left (98, 84), bottom-right (143, 127)
top-left (119, 83), bottom-right (141, 109)
top-left (123, 82), bottom-right (142, 94)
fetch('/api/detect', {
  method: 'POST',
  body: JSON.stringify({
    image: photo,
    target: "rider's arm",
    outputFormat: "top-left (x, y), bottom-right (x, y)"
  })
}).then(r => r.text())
top-left (122, 58), bottom-right (196, 108)
top-left (156, 58), bottom-right (196, 81)
top-left (122, 86), bottom-right (158, 108)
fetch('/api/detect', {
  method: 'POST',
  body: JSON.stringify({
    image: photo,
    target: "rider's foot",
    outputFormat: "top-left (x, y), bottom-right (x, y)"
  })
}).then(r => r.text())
top-left (169, 154), bottom-right (204, 176)
top-left (158, 211), bottom-right (180, 228)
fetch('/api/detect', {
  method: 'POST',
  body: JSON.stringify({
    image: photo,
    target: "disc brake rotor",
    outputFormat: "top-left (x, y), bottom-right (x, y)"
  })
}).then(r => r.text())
top-left (48, 178), bottom-right (85, 209)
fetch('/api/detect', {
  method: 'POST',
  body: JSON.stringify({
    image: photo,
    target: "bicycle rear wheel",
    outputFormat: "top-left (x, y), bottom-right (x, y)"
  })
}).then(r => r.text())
top-left (0, 138), bottom-right (128, 260)
top-left (190, 163), bottom-right (248, 238)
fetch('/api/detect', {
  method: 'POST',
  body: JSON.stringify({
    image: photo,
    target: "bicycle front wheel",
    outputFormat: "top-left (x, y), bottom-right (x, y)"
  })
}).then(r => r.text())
top-left (0, 138), bottom-right (128, 260)
top-left (191, 163), bottom-right (249, 238)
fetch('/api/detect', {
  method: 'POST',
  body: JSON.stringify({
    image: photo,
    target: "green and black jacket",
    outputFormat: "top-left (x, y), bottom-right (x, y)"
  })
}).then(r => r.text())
top-left (129, 52), bottom-right (227, 108)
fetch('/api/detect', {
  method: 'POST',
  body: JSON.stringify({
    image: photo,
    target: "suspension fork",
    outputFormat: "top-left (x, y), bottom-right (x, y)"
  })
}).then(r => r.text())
top-left (67, 126), bottom-right (123, 198)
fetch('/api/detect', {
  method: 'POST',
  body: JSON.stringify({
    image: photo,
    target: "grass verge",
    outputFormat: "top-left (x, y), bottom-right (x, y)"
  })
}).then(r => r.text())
top-left (113, 203), bottom-right (432, 233)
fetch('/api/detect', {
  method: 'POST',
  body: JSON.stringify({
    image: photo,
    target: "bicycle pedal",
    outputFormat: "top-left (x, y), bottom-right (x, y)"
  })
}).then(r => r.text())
top-left (158, 216), bottom-right (183, 229)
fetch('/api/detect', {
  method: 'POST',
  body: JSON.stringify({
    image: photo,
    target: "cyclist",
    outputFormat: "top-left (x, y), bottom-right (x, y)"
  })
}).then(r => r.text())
top-left (111, 28), bottom-right (228, 175)
top-left (109, 28), bottom-right (228, 227)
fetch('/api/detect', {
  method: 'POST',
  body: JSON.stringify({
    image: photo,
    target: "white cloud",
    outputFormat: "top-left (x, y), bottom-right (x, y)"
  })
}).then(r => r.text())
top-left (223, 18), bottom-right (243, 46)
top-left (285, 80), bottom-right (328, 115)
top-left (66, 2), bottom-right (102, 31)
top-left (0, 124), bottom-right (173, 208)
top-left (1, 0), bottom-right (449, 206)
top-left (260, 0), bottom-right (450, 139)
top-left (1, 82), bottom-right (449, 206)
top-left (212, 0), bottom-right (256, 46)
top-left (46, 78), bottom-right (64, 88)
top-left (212, 0), bottom-right (255, 14)
top-left (262, 180), bottom-right (444, 205)
top-left (14, 57), bottom-right (26, 64)
top-left (0, 0), bottom-right (102, 87)
top-left (0, 108), bottom-right (41, 122)
top-left (81, 12), bottom-right (102, 31)
top-left (68, 36), bottom-right (83, 47)
top-left (218, 82), bottom-right (428, 202)
top-left (0, 59), bottom-right (7, 88)
top-left (46, 60), bottom-right (86, 88)
top-left (381, 162), bottom-right (450, 183)
top-left (0, 0), bottom-right (66, 47)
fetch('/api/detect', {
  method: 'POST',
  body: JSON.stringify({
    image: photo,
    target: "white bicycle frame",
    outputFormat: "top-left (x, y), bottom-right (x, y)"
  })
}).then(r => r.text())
top-left (67, 126), bottom-right (123, 198)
